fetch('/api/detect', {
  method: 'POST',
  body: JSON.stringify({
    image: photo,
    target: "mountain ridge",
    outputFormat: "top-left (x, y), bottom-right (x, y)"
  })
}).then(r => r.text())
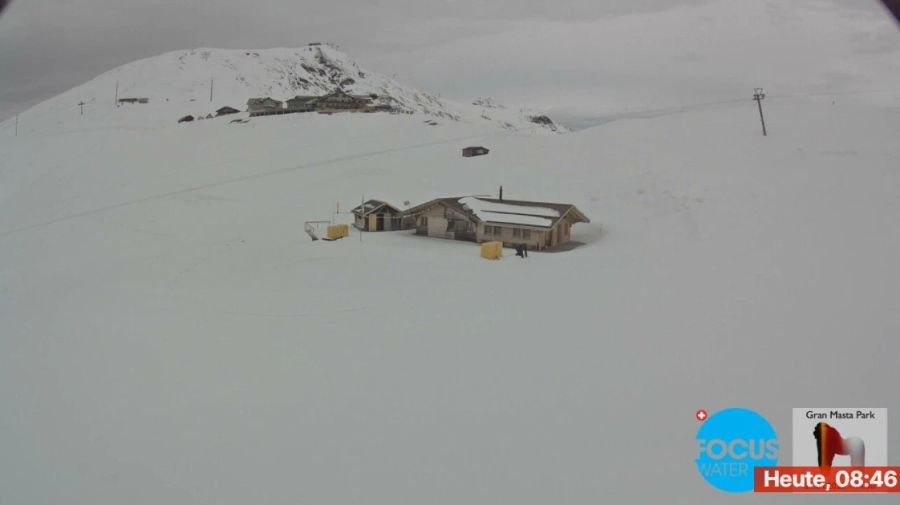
top-left (1, 44), bottom-right (563, 135)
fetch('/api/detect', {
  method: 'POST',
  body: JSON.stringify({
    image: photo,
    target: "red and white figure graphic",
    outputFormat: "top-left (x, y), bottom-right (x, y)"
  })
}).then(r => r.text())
top-left (696, 409), bottom-right (708, 422)
top-left (792, 408), bottom-right (888, 468)
top-left (814, 422), bottom-right (865, 468)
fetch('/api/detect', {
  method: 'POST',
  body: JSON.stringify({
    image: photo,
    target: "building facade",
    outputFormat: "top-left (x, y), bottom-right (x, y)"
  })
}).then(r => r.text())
top-left (313, 89), bottom-right (371, 111)
top-left (286, 96), bottom-right (317, 112)
top-left (405, 196), bottom-right (589, 250)
top-left (351, 200), bottom-right (414, 231)
top-left (247, 97), bottom-right (285, 116)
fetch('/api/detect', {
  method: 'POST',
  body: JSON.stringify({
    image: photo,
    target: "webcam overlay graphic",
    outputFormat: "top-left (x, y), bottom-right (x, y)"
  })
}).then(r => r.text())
top-left (695, 408), bottom-right (779, 493)
top-left (696, 406), bottom-right (899, 493)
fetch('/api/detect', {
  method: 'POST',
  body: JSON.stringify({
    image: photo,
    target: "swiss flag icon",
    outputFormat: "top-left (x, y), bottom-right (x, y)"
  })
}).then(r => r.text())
top-left (696, 409), bottom-right (708, 422)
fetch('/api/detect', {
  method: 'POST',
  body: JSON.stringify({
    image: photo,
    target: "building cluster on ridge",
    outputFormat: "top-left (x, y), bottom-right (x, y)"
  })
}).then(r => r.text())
top-left (247, 88), bottom-right (390, 117)
top-left (178, 88), bottom-right (393, 123)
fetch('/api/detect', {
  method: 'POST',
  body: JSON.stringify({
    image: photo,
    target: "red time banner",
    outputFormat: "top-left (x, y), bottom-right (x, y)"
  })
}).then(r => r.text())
top-left (754, 467), bottom-right (900, 493)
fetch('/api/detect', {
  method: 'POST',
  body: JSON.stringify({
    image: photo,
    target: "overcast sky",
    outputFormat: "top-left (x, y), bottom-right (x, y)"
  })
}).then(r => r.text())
top-left (1, 0), bottom-right (899, 124)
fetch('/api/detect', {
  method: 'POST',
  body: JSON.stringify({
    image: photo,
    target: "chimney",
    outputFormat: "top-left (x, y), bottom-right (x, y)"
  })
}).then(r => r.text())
top-left (499, 185), bottom-right (503, 201)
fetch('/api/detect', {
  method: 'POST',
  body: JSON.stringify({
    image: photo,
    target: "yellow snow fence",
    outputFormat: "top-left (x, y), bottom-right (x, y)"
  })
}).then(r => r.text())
top-left (480, 241), bottom-right (503, 260)
top-left (327, 224), bottom-right (349, 240)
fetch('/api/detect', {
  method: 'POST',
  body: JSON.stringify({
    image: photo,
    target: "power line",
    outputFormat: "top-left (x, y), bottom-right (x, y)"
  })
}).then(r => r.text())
top-left (767, 86), bottom-right (900, 99)
top-left (562, 86), bottom-right (900, 128)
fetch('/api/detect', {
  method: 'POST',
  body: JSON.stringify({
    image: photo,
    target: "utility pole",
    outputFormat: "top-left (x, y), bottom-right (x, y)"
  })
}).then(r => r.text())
top-left (210, 77), bottom-right (214, 102)
top-left (115, 80), bottom-right (119, 107)
top-left (753, 87), bottom-right (767, 136)
top-left (78, 101), bottom-right (85, 116)
top-left (14, 114), bottom-right (18, 136)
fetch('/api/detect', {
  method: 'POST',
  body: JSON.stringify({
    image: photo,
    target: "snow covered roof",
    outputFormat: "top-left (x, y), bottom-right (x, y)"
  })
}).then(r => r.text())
top-left (247, 97), bottom-right (282, 106)
top-left (404, 196), bottom-right (589, 229)
top-left (351, 199), bottom-right (401, 216)
top-left (459, 197), bottom-right (558, 227)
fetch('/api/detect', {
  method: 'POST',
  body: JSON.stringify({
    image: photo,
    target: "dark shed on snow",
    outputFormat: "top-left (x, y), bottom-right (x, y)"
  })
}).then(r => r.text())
top-left (462, 146), bottom-right (490, 157)
top-left (178, 115), bottom-right (194, 123)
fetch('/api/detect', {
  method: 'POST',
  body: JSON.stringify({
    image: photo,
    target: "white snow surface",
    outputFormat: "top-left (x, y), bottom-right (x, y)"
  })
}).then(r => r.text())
top-left (1, 67), bottom-right (899, 504)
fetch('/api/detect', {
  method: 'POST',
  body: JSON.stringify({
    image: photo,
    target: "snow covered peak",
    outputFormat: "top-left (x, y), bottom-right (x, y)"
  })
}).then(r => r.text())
top-left (6, 44), bottom-right (564, 135)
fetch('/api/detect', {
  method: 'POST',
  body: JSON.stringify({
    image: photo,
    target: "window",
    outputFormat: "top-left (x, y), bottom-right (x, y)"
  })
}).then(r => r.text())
top-left (513, 228), bottom-right (521, 238)
top-left (421, 216), bottom-right (428, 227)
top-left (522, 229), bottom-right (531, 239)
top-left (485, 225), bottom-right (501, 236)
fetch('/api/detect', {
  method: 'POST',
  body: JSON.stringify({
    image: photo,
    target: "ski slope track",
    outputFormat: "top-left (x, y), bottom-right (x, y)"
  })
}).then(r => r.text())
top-left (1, 48), bottom-right (899, 504)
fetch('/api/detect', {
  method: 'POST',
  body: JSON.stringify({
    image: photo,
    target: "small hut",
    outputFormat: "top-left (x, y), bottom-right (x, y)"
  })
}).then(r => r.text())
top-left (351, 200), bottom-right (414, 231)
top-left (178, 115), bottom-right (194, 123)
top-left (216, 106), bottom-right (240, 116)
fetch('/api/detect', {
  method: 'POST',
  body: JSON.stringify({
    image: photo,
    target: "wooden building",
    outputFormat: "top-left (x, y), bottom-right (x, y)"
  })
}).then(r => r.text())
top-left (286, 96), bottom-right (317, 113)
top-left (352, 200), bottom-right (414, 231)
top-left (462, 146), bottom-right (490, 157)
top-left (313, 89), bottom-right (371, 111)
top-left (216, 106), bottom-right (240, 116)
top-left (404, 196), bottom-right (589, 250)
top-left (247, 97), bottom-right (285, 116)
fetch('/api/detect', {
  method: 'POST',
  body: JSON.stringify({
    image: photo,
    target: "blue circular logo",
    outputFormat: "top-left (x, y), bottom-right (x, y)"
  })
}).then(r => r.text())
top-left (695, 408), bottom-right (779, 493)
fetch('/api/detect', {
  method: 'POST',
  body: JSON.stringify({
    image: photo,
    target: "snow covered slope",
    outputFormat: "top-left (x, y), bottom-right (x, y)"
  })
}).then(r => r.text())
top-left (1, 91), bottom-right (899, 504)
top-left (0, 45), bottom-right (561, 136)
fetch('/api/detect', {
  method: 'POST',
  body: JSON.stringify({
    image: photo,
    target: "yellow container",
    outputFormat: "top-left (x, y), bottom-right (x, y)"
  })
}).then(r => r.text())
top-left (327, 224), bottom-right (349, 240)
top-left (480, 241), bottom-right (503, 259)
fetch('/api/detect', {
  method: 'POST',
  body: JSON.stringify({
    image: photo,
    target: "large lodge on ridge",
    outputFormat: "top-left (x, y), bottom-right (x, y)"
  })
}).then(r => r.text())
top-left (247, 89), bottom-right (378, 117)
